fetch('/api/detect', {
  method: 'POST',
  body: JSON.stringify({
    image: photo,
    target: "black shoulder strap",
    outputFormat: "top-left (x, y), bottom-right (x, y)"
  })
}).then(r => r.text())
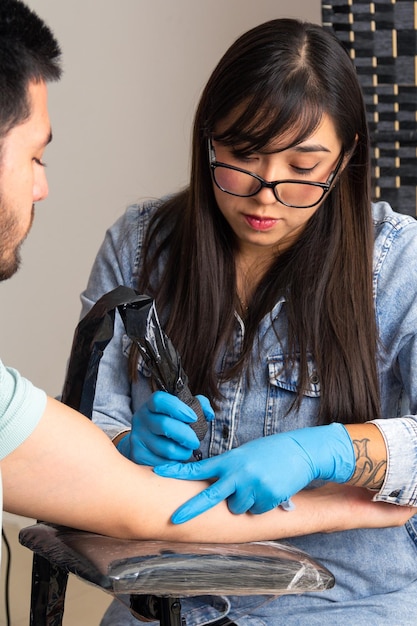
top-left (61, 286), bottom-right (207, 446)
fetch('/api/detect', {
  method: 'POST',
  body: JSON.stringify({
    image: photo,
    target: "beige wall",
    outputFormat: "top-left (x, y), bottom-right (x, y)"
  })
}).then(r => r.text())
top-left (1, 0), bottom-right (321, 396)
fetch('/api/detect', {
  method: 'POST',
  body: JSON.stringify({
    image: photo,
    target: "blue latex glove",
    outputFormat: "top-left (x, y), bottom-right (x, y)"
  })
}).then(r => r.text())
top-left (154, 423), bottom-right (355, 523)
top-left (117, 390), bottom-right (214, 466)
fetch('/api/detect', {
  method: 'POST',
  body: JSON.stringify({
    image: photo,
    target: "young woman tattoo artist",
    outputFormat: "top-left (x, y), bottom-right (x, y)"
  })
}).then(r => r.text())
top-left (79, 19), bottom-right (417, 626)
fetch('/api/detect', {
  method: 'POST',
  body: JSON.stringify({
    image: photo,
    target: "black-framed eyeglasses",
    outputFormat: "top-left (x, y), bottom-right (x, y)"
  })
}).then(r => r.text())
top-left (208, 137), bottom-right (344, 209)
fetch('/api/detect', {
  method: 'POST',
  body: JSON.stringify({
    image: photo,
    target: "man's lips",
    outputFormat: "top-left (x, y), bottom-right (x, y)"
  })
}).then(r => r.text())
top-left (244, 214), bottom-right (278, 231)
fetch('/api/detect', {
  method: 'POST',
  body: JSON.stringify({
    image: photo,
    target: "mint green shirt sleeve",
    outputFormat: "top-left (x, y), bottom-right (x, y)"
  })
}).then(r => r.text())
top-left (0, 359), bottom-right (47, 459)
top-left (0, 359), bottom-right (47, 564)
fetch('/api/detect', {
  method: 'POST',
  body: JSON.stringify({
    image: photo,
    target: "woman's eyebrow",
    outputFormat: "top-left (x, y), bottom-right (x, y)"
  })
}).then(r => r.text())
top-left (292, 143), bottom-right (331, 153)
top-left (261, 142), bottom-right (333, 155)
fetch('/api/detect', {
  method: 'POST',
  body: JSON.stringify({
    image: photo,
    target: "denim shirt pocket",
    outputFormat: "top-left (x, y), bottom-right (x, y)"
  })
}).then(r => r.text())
top-left (265, 353), bottom-right (320, 433)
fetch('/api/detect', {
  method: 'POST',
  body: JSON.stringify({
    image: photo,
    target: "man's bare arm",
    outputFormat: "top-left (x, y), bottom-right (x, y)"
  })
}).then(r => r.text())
top-left (1, 397), bottom-right (413, 543)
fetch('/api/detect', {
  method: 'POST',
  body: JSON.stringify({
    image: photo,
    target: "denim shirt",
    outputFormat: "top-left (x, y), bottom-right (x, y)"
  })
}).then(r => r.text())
top-left (81, 199), bottom-right (417, 625)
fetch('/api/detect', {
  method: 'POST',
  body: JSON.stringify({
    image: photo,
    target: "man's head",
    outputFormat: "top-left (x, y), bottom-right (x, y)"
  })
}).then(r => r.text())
top-left (0, 0), bottom-right (61, 139)
top-left (0, 0), bottom-right (61, 280)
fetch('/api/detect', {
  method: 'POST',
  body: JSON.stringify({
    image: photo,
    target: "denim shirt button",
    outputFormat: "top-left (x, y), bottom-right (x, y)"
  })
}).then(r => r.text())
top-left (310, 372), bottom-right (320, 385)
top-left (389, 489), bottom-right (401, 498)
top-left (222, 425), bottom-right (229, 439)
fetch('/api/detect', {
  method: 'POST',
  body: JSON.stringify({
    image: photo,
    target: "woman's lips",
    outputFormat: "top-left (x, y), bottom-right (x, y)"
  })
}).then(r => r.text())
top-left (244, 215), bottom-right (278, 231)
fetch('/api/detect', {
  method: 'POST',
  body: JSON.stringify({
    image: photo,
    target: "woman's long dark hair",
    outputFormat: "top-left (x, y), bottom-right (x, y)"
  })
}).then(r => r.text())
top-left (134, 19), bottom-right (380, 425)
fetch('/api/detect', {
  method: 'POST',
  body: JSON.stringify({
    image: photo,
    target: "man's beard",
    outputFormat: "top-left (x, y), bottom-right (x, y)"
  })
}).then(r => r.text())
top-left (0, 204), bottom-right (34, 281)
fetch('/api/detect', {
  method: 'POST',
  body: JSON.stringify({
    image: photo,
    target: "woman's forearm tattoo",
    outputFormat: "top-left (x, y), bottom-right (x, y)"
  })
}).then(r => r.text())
top-left (350, 437), bottom-right (387, 488)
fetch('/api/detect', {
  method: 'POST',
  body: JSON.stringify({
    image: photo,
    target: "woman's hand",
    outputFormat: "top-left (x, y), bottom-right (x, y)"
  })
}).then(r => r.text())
top-left (154, 424), bottom-right (355, 522)
top-left (117, 391), bottom-right (214, 465)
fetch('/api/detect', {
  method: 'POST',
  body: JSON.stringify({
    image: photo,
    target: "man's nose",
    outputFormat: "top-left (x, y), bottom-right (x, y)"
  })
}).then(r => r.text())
top-left (33, 168), bottom-right (49, 202)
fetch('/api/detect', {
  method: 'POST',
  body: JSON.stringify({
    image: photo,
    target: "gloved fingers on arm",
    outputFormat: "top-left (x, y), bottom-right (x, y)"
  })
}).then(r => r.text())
top-left (169, 477), bottom-right (237, 524)
top-left (227, 481), bottom-right (288, 515)
top-left (226, 486), bottom-right (257, 515)
top-left (154, 458), bottom-right (237, 523)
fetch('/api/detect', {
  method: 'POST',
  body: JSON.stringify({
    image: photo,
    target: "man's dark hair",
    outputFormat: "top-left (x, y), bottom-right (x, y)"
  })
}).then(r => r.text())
top-left (0, 0), bottom-right (61, 138)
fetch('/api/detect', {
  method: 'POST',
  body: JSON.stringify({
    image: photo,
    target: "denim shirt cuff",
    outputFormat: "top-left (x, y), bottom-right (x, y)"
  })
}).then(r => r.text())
top-left (93, 419), bottom-right (130, 443)
top-left (369, 417), bottom-right (417, 505)
top-left (111, 428), bottom-right (131, 444)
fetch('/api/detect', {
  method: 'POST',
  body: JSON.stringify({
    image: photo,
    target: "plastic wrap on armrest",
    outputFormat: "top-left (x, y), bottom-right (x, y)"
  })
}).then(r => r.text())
top-left (108, 539), bottom-right (334, 596)
top-left (19, 523), bottom-right (334, 597)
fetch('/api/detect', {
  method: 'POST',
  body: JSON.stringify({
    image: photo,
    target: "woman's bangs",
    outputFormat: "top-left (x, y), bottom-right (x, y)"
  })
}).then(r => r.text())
top-left (215, 92), bottom-right (324, 153)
